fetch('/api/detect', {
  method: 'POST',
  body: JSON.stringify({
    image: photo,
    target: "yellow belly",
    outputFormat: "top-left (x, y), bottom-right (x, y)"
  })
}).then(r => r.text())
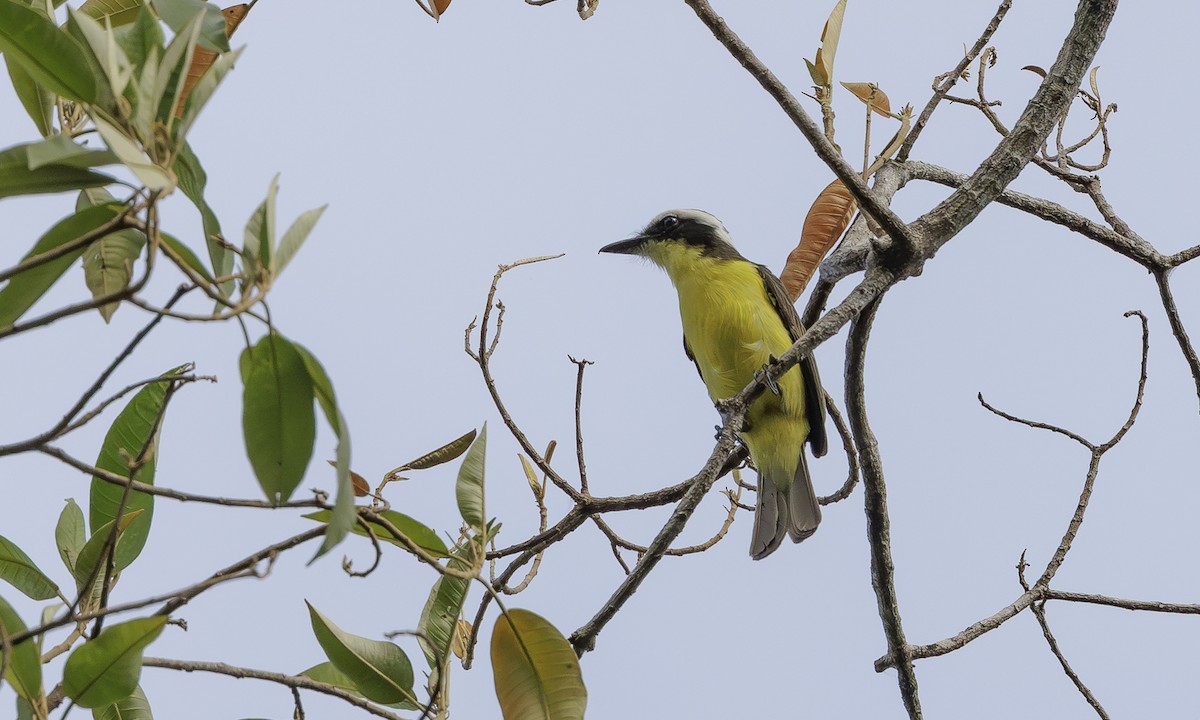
top-left (673, 259), bottom-right (809, 488)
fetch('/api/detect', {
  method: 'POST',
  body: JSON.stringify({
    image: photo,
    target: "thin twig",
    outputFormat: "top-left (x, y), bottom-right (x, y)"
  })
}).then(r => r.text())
top-left (896, 0), bottom-right (1012, 161)
top-left (683, 0), bottom-right (913, 254)
top-left (39, 444), bottom-right (328, 508)
top-left (1030, 601), bottom-right (1111, 719)
top-left (11, 527), bottom-right (326, 645)
top-left (569, 355), bottom-right (593, 494)
top-left (142, 657), bottom-right (407, 720)
top-left (1153, 270), bottom-right (1200, 409)
top-left (817, 393), bottom-right (860, 504)
top-left (1043, 589), bottom-right (1200, 614)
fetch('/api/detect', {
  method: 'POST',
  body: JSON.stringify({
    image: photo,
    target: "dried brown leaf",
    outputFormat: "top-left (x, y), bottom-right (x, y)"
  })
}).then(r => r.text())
top-left (840, 81), bottom-right (892, 116)
top-left (812, 50), bottom-right (829, 87)
top-left (451, 618), bottom-right (471, 659)
top-left (781, 179), bottom-right (856, 301)
top-left (431, 0), bottom-right (451, 20)
top-left (175, 5), bottom-right (251, 116)
top-left (326, 459), bottom-right (370, 497)
top-left (1089, 66), bottom-right (1101, 101)
top-left (1021, 65), bottom-right (1048, 78)
top-left (817, 0), bottom-right (847, 86)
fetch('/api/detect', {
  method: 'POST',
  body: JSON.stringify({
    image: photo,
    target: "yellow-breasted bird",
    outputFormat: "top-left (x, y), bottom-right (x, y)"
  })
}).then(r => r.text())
top-left (600, 209), bottom-right (827, 559)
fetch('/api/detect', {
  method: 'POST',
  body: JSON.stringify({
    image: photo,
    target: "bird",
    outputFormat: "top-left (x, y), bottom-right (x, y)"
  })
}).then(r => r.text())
top-left (600, 209), bottom-right (827, 559)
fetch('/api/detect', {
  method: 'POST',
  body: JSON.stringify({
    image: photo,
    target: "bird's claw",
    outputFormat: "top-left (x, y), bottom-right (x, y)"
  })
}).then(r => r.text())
top-left (755, 356), bottom-right (782, 396)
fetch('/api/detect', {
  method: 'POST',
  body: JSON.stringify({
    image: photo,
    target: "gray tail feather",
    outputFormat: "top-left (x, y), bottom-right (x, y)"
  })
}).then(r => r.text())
top-left (749, 452), bottom-right (821, 560)
top-left (786, 450), bottom-right (821, 543)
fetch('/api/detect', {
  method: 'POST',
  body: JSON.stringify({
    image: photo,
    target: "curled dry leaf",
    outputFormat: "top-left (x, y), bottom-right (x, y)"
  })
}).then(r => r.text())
top-left (781, 179), bottom-right (856, 302)
top-left (175, 4), bottom-right (251, 116)
top-left (451, 618), bottom-right (471, 660)
top-left (815, 0), bottom-right (847, 87)
top-left (1021, 65), bottom-right (1048, 78)
top-left (327, 459), bottom-right (370, 497)
top-left (865, 103), bottom-right (913, 177)
top-left (430, 0), bottom-right (451, 21)
top-left (840, 82), bottom-right (892, 117)
top-left (386, 429), bottom-right (477, 479)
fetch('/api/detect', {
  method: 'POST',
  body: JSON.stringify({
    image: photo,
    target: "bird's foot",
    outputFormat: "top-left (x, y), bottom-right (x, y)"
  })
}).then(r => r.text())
top-left (755, 355), bottom-right (782, 396)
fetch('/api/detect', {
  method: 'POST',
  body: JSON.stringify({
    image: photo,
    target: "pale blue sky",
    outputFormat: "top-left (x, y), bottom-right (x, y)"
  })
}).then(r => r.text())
top-left (2, 1), bottom-right (1197, 718)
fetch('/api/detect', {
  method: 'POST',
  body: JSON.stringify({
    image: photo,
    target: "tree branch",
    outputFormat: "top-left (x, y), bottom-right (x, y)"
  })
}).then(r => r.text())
top-left (846, 293), bottom-right (922, 719)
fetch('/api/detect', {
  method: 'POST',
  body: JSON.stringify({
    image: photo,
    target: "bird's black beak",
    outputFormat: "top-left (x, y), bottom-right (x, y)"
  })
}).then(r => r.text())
top-left (598, 235), bottom-right (649, 255)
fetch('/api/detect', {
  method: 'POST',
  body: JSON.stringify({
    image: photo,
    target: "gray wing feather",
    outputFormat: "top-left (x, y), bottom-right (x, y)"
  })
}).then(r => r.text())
top-left (755, 265), bottom-right (828, 458)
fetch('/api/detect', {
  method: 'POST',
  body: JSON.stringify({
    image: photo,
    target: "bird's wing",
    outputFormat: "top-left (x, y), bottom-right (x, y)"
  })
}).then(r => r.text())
top-left (756, 264), bottom-right (828, 457)
top-left (682, 334), bottom-right (705, 382)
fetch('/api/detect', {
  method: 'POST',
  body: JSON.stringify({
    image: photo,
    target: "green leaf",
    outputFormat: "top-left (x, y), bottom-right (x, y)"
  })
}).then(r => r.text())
top-left (80, 0), bottom-right (146, 27)
top-left (0, 0), bottom-right (99, 103)
top-left (26, 134), bottom-right (120, 170)
top-left (150, 9), bottom-right (199, 124)
top-left (291, 344), bottom-right (353, 560)
top-left (0, 142), bottom-right (114, 200)
top-left (303, 509), bottom-right (448, 558)
top-left (78, 190), bottom-right (145, 322)
top-left (305, 602), bottom-right (415, 706)
top-left (5, 55), bottom-right (54, 136)
top-left (57, 498), bottom-right (88, 574)
top-left (273, 204), bottom-right (326, 277)
top-left (299, 662), bottom-right (419, 711)
top-left (89, 365), bottom-right (186, 570)
top-left (804, 57), bottom-right (825, 87)
top-left (63, 616), bottom-right (166, 708)
top-left (491, 609), bottom-right (587, 720)
top-left (455, 424), bottom-right (486, 530)
top-left (73, 509), bottom-right (144, 594)
top-left (67, 8), bottom-right (134, 98)
top-left (291, 343), bottom-right (339, 437)
top-left (151, 0), bottom-right (229, 52)
top-left (0, 535), bottom-right (58, 600)
top-left (416, 541), bottom-right (476, 673)
top-left (91, 683), bottom-right (153, 720)
top-left (91, 115), bottom-right (174, 191)
top-left (392, 429), bottom-right (477, 473)
top-left (242, 174), bottom-right (277, 290)
top-left (0, 202), bottom-right (123, 329)
top-left (241, 333), bottom-right (316, 502)
top-left (159, 230), bottom-right (213, 283)
top-left (113, 5), bottom-right (163, 72)
top-left (299, 661), bottom-right (363, 694)
top-left (77, 185), bottom-right (143, 321)
top-left (172, 142), bottom-right (229, 292)
top-left (0, 595), bottom-right (42, 704)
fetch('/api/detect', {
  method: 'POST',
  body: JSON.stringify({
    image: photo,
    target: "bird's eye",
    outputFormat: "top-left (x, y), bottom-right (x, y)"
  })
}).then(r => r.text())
top-left (658, 215), bottom-right (680, 232)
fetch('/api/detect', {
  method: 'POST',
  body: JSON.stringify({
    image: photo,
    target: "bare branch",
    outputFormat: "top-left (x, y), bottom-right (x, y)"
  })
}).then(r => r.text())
top-left (682, 0), bottom-right (913, 253)
top-left (1043, 589), bottom-right (1200, 615)
top-left (905, 0), bottom-right (1118, 268)
top-left (142, 657), bottom-right (408, 720)
top-left (817, 392), bottom-right (860, 504)
top-left (902, 160), bottom-right (1165, 269)
top-left (1153, 270), bottom-right (1200, 409)
top-left (569, 355), bottom-right (593, 493)
top-left (897, 0), bottom-right (1013, 161)
top-left (846, 294), bottom-right (922, 719)
top-left (1030, 601), bottom-right (1111, 719)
